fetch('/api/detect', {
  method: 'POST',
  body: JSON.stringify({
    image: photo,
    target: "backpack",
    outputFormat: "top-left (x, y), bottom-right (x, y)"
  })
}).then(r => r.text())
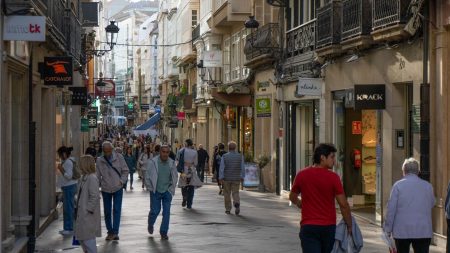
top-left (69, 158), bottom-right (82, 180)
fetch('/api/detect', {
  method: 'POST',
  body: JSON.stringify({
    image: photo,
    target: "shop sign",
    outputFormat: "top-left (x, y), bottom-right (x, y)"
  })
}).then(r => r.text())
top-left (69, 87), bottom-right (88, 105)
top-left (352, 121), bottom-right (362, 135)
top-left (354, 85), bottom-right (385, 110)
top-left (243, 163), bottom-right (260, 187)
top-left (95, 80), bottom-right (116, 97)
top-left (168, 120), bottom-right (178, 128)
top-left (43, 57), bottom-right (73, 86)
top-left (296, 78), bottom-right (323, 97)
top-left (177, 111), bottom-right (186, 120)
top-left (87, 114), bottom-right (97, 128)
top-left (81, 118), bottom-right (89, 132)
top-left (203, 50), bottom-right (222, 67)
top-left (140, 104), bottom-right (150, 110)
top-left (256, 98), bottom-right (271, 117)
top-left (4, 16), bottom-right (46, 41)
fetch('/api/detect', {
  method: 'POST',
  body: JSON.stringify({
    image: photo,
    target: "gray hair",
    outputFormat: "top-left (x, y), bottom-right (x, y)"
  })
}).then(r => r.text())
top-left (102, 141), bottom-right (113, 150)
top-left (228, 141), bottom-right (237, 150)
top-left (402, 158), bottom-right (420, 175)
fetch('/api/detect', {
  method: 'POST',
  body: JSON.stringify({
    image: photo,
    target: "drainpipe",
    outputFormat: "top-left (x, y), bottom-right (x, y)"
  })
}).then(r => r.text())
top-left (27, 43), bottom-right (36, 252)
top-left (420, 1), bottom-right (430, 181)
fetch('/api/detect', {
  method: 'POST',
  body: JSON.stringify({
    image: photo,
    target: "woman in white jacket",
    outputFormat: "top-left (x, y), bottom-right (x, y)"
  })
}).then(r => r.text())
top-left (139, 144), bottom-right (153, 190)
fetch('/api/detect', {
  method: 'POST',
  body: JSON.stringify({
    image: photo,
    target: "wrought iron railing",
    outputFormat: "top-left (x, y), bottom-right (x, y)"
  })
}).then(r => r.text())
top-left (192, 25), bottom-right (200, 44)
top-left (372, 0), bottom-right (410, 30)
top-left (316, 1), bottom-right (342, 49)
top-left (286, 19), bottom-right (315, 58)
top-left (49, 0), bottom-right (66, 43)
top-left (243, 23), bottom-right (280, 61)
top-left (341, 0), bottom-right (371, 41)
top-left (66, 11), bottom-right (82, 62)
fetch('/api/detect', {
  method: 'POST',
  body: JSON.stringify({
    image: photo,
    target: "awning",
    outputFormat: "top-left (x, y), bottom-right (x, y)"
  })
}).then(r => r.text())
top-left (211, 90), bottom-right (252, 107)
top-left (135, 113), bottom-right (160, 131)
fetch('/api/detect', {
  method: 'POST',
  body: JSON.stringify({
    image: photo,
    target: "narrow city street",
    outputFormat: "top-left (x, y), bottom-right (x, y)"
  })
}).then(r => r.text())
top-left (35, 177), bottom-right (444, 253)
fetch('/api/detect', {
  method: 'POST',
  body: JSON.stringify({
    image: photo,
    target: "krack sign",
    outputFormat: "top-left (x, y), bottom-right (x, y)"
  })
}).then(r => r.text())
top-left (43, 57), bottom-right (73, 86)
top-left (354, 84), bottom-right (385, 110)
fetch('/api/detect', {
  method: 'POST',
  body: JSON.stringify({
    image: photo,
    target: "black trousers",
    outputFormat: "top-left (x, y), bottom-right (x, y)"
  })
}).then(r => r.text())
top-left (447, 219), bottom-right (450, 253)
top-left (394, 238), bottom-right (431, 253)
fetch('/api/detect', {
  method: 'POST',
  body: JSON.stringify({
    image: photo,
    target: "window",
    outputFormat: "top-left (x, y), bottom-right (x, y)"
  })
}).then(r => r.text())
top-left (288, 0), bottom-right (320, 30)
top-left (241, 29), bottom-right (250, 79)
top-left (223, 38), bottom-right (231, 83)
top-left (192, 9), bottom-right (198, 27)
top-left (231, 33), bottom-right (240, 81)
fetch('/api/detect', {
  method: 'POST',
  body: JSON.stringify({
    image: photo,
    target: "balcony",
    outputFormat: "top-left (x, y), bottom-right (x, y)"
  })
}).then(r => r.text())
top-left (315, 1), bottom-right (342, 56)
top-left (371, 0), bottom-right (411, 42)
top-left (66, 10), bottom-right (82, 63)
top-left (209, 0), bottom-right (251, 27)
top-left (283, 20), bottom-right (317, 81)
top-left (192, 25), bottom-right (200, 46)
top-left (48, 0), bottom-right (67, 51)
top-left (244, 23), bottom-right (280, 68)
top-left (5, 0), bottom-right (47, 16)
top-left (341, 0), bottom-right (372, 50)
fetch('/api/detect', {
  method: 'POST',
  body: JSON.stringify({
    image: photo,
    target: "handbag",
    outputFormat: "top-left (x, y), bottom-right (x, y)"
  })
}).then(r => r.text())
top-left (177, 149), bottom-right (185, 173)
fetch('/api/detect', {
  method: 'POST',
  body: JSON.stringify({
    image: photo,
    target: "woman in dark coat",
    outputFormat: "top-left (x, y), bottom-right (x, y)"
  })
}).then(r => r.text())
top-left (124, 146), bottom-right (137, 190)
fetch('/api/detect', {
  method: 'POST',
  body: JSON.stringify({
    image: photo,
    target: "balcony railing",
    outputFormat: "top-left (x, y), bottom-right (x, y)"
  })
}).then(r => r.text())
top-left (49, 0), bottom-right (66, 43)
top-left (372, 0), bottom-right (410, 30)
top-left (192, 25), bottom-right (200, 45)
top-left (341, 0), bottom-right (371, 41)
top-left (66, 11), bottom-right (82, 62)
top-left (244, 23), bottom-right (280, 61)
top-left (286, 20), bottom-right (315, 58)
top-left (316, 1), bottom-right (342, 49)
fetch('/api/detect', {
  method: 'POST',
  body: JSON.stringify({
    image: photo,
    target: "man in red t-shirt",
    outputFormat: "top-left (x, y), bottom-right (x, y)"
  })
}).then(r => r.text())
top-left (290, 143), bottom-right (352, 253)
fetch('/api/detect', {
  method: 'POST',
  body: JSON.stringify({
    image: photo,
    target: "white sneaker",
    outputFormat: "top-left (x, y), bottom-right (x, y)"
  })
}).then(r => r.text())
top-left (59, 230), bottom-right (73, 236)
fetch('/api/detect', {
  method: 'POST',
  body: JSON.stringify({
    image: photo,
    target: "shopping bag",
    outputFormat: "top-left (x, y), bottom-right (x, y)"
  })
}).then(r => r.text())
top-left (72, 235), bottom-right (80, 246)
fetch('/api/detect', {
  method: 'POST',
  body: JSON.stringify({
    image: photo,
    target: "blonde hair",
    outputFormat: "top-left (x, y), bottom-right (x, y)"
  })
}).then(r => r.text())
top-left (79, 155), bottom-right (96, 174)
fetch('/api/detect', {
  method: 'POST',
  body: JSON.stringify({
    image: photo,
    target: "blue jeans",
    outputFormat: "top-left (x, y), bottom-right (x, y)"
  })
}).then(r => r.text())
top-left (181, 186), bottom-right (195, 208)
top-left (62, 183), bottom-right (77, 231)
top-left (102, 189), bottom-right (123, 235)
top-left (299, 225), bottom-right (336, 253)
top-left (148, 191), bottom-right (173, 235)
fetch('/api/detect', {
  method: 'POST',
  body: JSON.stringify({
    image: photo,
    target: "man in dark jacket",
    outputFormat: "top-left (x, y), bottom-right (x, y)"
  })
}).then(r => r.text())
top-left (196, 144), bottom-right (209, 182)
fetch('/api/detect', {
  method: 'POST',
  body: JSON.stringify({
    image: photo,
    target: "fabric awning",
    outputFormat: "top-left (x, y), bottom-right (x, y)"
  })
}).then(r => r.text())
top-left (211, 90), bottom-right (252, 107)
top-left (135, 113), bottom-right (160, 131)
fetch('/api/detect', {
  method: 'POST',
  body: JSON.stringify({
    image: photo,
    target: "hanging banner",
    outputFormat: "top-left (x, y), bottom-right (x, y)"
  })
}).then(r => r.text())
top-left (81, 118), bottom-right (89, 132)
top-left (177, 111), bottom-right (186, 120)
top-left (354, 84), bottom-right (385, 110)
top-left (95, 80), bottom-right (116, 97)
top-left (255, 98), bottom-right (271, 117)
top-left (43, 57), bottom-right (73, 86)
top-left (87, 114), bottom-right (98, 128)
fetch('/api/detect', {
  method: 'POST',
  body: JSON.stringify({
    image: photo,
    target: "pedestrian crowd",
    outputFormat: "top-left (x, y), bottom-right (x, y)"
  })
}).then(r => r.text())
top-left (55, 128), bottom-right (245, 253)
top-left (56, 126), bottom-right (448, 253)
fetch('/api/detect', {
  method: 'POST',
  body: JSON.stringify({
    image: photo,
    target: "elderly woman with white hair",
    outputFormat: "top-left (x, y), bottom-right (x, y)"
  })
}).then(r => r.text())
top-left (383, 158), bottom-right (435, 253)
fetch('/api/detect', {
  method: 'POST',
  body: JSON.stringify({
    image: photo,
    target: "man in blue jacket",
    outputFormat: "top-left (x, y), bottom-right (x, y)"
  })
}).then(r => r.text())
top-left (144, 145), bottom-right (179, 240)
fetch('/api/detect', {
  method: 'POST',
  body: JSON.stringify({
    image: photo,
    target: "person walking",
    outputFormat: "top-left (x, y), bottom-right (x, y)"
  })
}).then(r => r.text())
top-left (144, 145), bottom-right (179, 240)
top-left (196, 144), bottom-right (210, 182)
top-left (96, 141), bottom-right (129, 241)
top-left (74, 155), bottom-right (101, 253)
top-left (139, 144), bottom-right (153, 190)
top-left (213, 143), bottom-right (227, 195)
top-left (218, 141), bottom-right (245, 215)
top-left (124, 146), bottom-right (137, 190)
top-left (56, 146), bottom-right (78, 236)
top-left (445, 180), bottom-right (450, 253)
top-left (384, 158), bottom-right (435, 253)
top-left (289, 143), bottom-right (352, 253)
top-left (177, 139), bottom-right (202, 209)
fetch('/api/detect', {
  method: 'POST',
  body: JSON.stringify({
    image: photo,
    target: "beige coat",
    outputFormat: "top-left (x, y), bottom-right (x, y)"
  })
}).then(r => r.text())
top-left (96, 152), bottom-right (129, 193)
top-left (75, 174), bottom-right (101, 241)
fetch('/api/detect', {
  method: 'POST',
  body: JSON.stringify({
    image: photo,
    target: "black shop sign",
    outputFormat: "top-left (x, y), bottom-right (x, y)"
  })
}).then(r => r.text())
top-left (354, 85), bottom-right (385, 110)
top-left (43, 57), bottom-right (73, 86)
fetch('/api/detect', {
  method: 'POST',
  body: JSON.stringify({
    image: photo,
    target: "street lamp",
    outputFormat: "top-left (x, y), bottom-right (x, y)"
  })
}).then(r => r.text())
top-left (85, 21), bottom-right (120, 57)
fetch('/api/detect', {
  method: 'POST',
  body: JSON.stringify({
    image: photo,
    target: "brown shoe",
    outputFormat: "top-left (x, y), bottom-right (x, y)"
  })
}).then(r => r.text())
top-left (112, 234), bottom-right (120, 241)
top-left (105, 233), bottom-right (114, 241)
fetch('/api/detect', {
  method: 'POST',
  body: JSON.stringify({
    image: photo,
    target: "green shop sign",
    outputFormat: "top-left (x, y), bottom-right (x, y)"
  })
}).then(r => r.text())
top-left (81, 118), bottom-right (89, 132)
top-left (256, 98), bottom-right (271, 117)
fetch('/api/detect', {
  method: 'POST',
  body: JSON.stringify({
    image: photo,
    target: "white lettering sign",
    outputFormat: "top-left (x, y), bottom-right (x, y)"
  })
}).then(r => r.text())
top-left (203, 50), bottom-right (223, 68)
top-left (4, 16), bottom-right (46, 41)
top-left (356, 94), bottom-right (384, 101)
top-left (296, 78), bottom-right (323, 96)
